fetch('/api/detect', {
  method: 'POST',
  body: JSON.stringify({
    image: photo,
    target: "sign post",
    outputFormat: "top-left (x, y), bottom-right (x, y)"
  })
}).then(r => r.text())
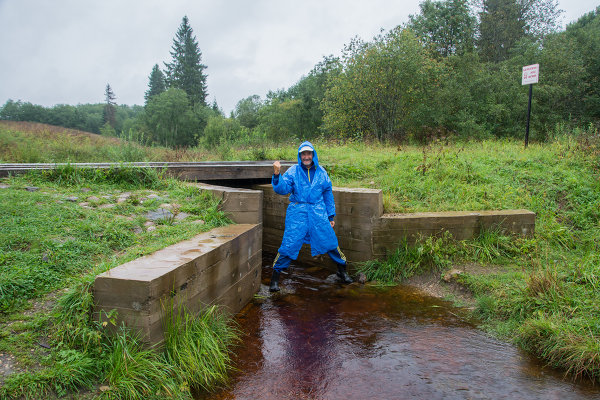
top-left (522, 64), bottom-right (539, 148)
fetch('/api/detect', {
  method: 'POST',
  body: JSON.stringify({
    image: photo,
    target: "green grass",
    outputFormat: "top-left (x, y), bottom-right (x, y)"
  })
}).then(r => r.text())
top-left (162, 304), bottom-right (241, 392)
top-left (335, 133), bottom-right (600, 381)
top-left (358, 232), bottom-right (455, 283)
top-left (0, 166), bottom-right (228, 313)
top-left (2, 121), bottom-right (600, 385)
top-left (101, 327), bottom-right (182, 399)
top-left (0, 165), bottom-right (238, 399)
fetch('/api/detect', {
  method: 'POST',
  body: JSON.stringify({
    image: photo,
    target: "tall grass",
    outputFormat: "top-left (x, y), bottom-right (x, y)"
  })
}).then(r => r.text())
top-left (517, 316), bottom-right (600, 381)
top-left (102, 328), bottom-right (183, 400)
top-left (35, 163), bottom-right (168, 189)
top-left (162, 304), bottom-right (241, 392)
top-left (358, 228), bottom-right (530, 285)
top-left (0, 164), bottom-right (242, 398)
top-left (358, 233), bottom-right (454, 284)
top-left (1, 284), bottom-right (241, 399)
top-left (0, 121), bottom-right (297, 163)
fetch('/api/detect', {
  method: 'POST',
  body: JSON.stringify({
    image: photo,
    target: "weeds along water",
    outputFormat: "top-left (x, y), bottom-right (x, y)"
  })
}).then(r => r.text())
top-left (0, 166), bottom-right (240, 399)
top-left (347, 135), bottom-right (600, 382)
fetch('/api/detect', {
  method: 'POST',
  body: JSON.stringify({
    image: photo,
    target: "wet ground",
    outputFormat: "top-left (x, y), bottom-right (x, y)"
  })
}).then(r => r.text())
top-left (200, 264), bottom-right (600, 400)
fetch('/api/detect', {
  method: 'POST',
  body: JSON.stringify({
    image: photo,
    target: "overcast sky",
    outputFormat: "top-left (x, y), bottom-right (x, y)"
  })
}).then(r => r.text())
top-left (0, 0), bottom-right (597, 114)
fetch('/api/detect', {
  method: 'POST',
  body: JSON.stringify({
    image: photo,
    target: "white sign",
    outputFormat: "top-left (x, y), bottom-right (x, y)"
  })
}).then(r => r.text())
top-left (522, 64), bottom-right (539, 85)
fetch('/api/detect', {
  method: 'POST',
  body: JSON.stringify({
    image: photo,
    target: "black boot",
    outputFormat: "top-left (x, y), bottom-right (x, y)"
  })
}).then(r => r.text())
top-left (337, 264), bottom-right (353, 284)
top-left (269, 269), bottom-right (281, 292)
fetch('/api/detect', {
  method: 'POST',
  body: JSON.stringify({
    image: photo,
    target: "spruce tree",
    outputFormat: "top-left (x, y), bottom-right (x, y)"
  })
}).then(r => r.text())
top-left (164, 16), bottom-right (208, 107)
top-left (144, 64), bottom-right (166, 105)
top-left (103, 83), bottom-right (117, 128)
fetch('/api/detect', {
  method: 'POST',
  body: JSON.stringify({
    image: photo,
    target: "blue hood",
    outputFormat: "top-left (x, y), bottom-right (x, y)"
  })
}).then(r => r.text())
top-left (297, 141), bottom-right (319, 168)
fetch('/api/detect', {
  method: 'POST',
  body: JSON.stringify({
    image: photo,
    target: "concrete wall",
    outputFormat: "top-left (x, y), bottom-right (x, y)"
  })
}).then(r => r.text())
top-left (189, 183), bottom-right (263, 225)
top-left (255, 184), bottom-right (535, 270)
top-left (257, 184), bottom-right (383, 270)
top-left (92, 180), bottom-right (535, 344)
top-left (373, 210), bottom-right (536, 258)
top-left (93, 224), bottom-right (261, 343)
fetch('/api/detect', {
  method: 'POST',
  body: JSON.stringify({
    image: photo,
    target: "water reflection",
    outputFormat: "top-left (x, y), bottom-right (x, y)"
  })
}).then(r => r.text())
top-left (200, 264), bottom-right (600, 400)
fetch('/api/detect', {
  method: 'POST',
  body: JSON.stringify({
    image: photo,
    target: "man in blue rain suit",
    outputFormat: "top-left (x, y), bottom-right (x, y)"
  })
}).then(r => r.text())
top-left (269, 141), bottom-right (352, 292)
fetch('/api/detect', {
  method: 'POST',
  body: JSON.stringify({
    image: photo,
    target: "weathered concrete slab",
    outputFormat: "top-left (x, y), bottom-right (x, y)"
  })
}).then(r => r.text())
top-left (189, 183), bottom-right (263, 224)
top-left (93, 224), bottom-right (262, 343)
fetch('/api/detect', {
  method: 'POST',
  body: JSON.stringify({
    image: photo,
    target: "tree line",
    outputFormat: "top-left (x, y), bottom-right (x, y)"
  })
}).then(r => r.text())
top-left (1, 1), bottom-right (599, 147)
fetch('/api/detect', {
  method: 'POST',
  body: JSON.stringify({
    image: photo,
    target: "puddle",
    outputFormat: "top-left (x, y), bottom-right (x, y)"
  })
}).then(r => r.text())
top-left (199, 264), bottom-right (600, 399)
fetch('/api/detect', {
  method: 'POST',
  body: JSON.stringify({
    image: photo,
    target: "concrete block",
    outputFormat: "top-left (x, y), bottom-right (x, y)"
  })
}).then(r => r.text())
top-left (189, 183), bottom-right (263, 224)
top-left (94, 224), bottom-right (262, 343)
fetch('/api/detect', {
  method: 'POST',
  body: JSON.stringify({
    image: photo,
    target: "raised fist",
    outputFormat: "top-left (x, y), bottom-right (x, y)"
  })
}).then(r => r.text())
top-left (273, 160), bottom-right (281, 175)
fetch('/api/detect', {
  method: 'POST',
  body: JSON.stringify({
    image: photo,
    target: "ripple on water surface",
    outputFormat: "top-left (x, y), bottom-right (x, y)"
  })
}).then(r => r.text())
top-left (199, 265), bottom-right (600, 400)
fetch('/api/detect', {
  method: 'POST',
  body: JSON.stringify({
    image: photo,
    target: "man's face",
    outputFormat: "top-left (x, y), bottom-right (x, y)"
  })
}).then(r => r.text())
top-left (300, 150), bottom-right (313, 167)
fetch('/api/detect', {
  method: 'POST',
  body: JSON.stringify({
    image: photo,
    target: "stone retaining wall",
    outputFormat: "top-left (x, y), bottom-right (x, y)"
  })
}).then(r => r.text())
top-left (93, 224), bottom-right (261, 343)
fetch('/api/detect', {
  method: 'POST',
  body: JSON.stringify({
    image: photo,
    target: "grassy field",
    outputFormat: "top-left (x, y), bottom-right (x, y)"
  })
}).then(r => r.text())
top-left (0, 162), bottom-right (239, 399)
top-left (1, 121), bottom-right (600, 394)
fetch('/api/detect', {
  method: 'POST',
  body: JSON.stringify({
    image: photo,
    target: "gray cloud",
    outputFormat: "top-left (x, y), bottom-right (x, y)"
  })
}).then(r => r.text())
top-left (0, 0), bottom-right (596, 114)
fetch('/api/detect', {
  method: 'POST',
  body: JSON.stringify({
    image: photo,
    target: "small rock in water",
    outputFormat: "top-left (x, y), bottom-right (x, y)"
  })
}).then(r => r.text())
top-left (443, 269), bottom-right (463, 282)
top-left (357, 272), bottom-right (367, 284)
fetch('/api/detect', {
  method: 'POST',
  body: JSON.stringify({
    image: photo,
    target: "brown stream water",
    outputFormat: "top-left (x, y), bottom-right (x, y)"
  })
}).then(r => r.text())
top-left (200, 263), bottom-right (600, 400)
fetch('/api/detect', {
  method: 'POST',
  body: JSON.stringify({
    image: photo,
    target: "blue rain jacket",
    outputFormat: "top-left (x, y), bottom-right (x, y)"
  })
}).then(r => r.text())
top-left (272, 141), bottom-right (338, 259)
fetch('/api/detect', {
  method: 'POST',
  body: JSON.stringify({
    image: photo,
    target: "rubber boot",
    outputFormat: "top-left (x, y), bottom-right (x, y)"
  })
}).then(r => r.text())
top-left (269, 269), bottom-right (281, 292)
top-left (337, 264), bottom-right (353, 284)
